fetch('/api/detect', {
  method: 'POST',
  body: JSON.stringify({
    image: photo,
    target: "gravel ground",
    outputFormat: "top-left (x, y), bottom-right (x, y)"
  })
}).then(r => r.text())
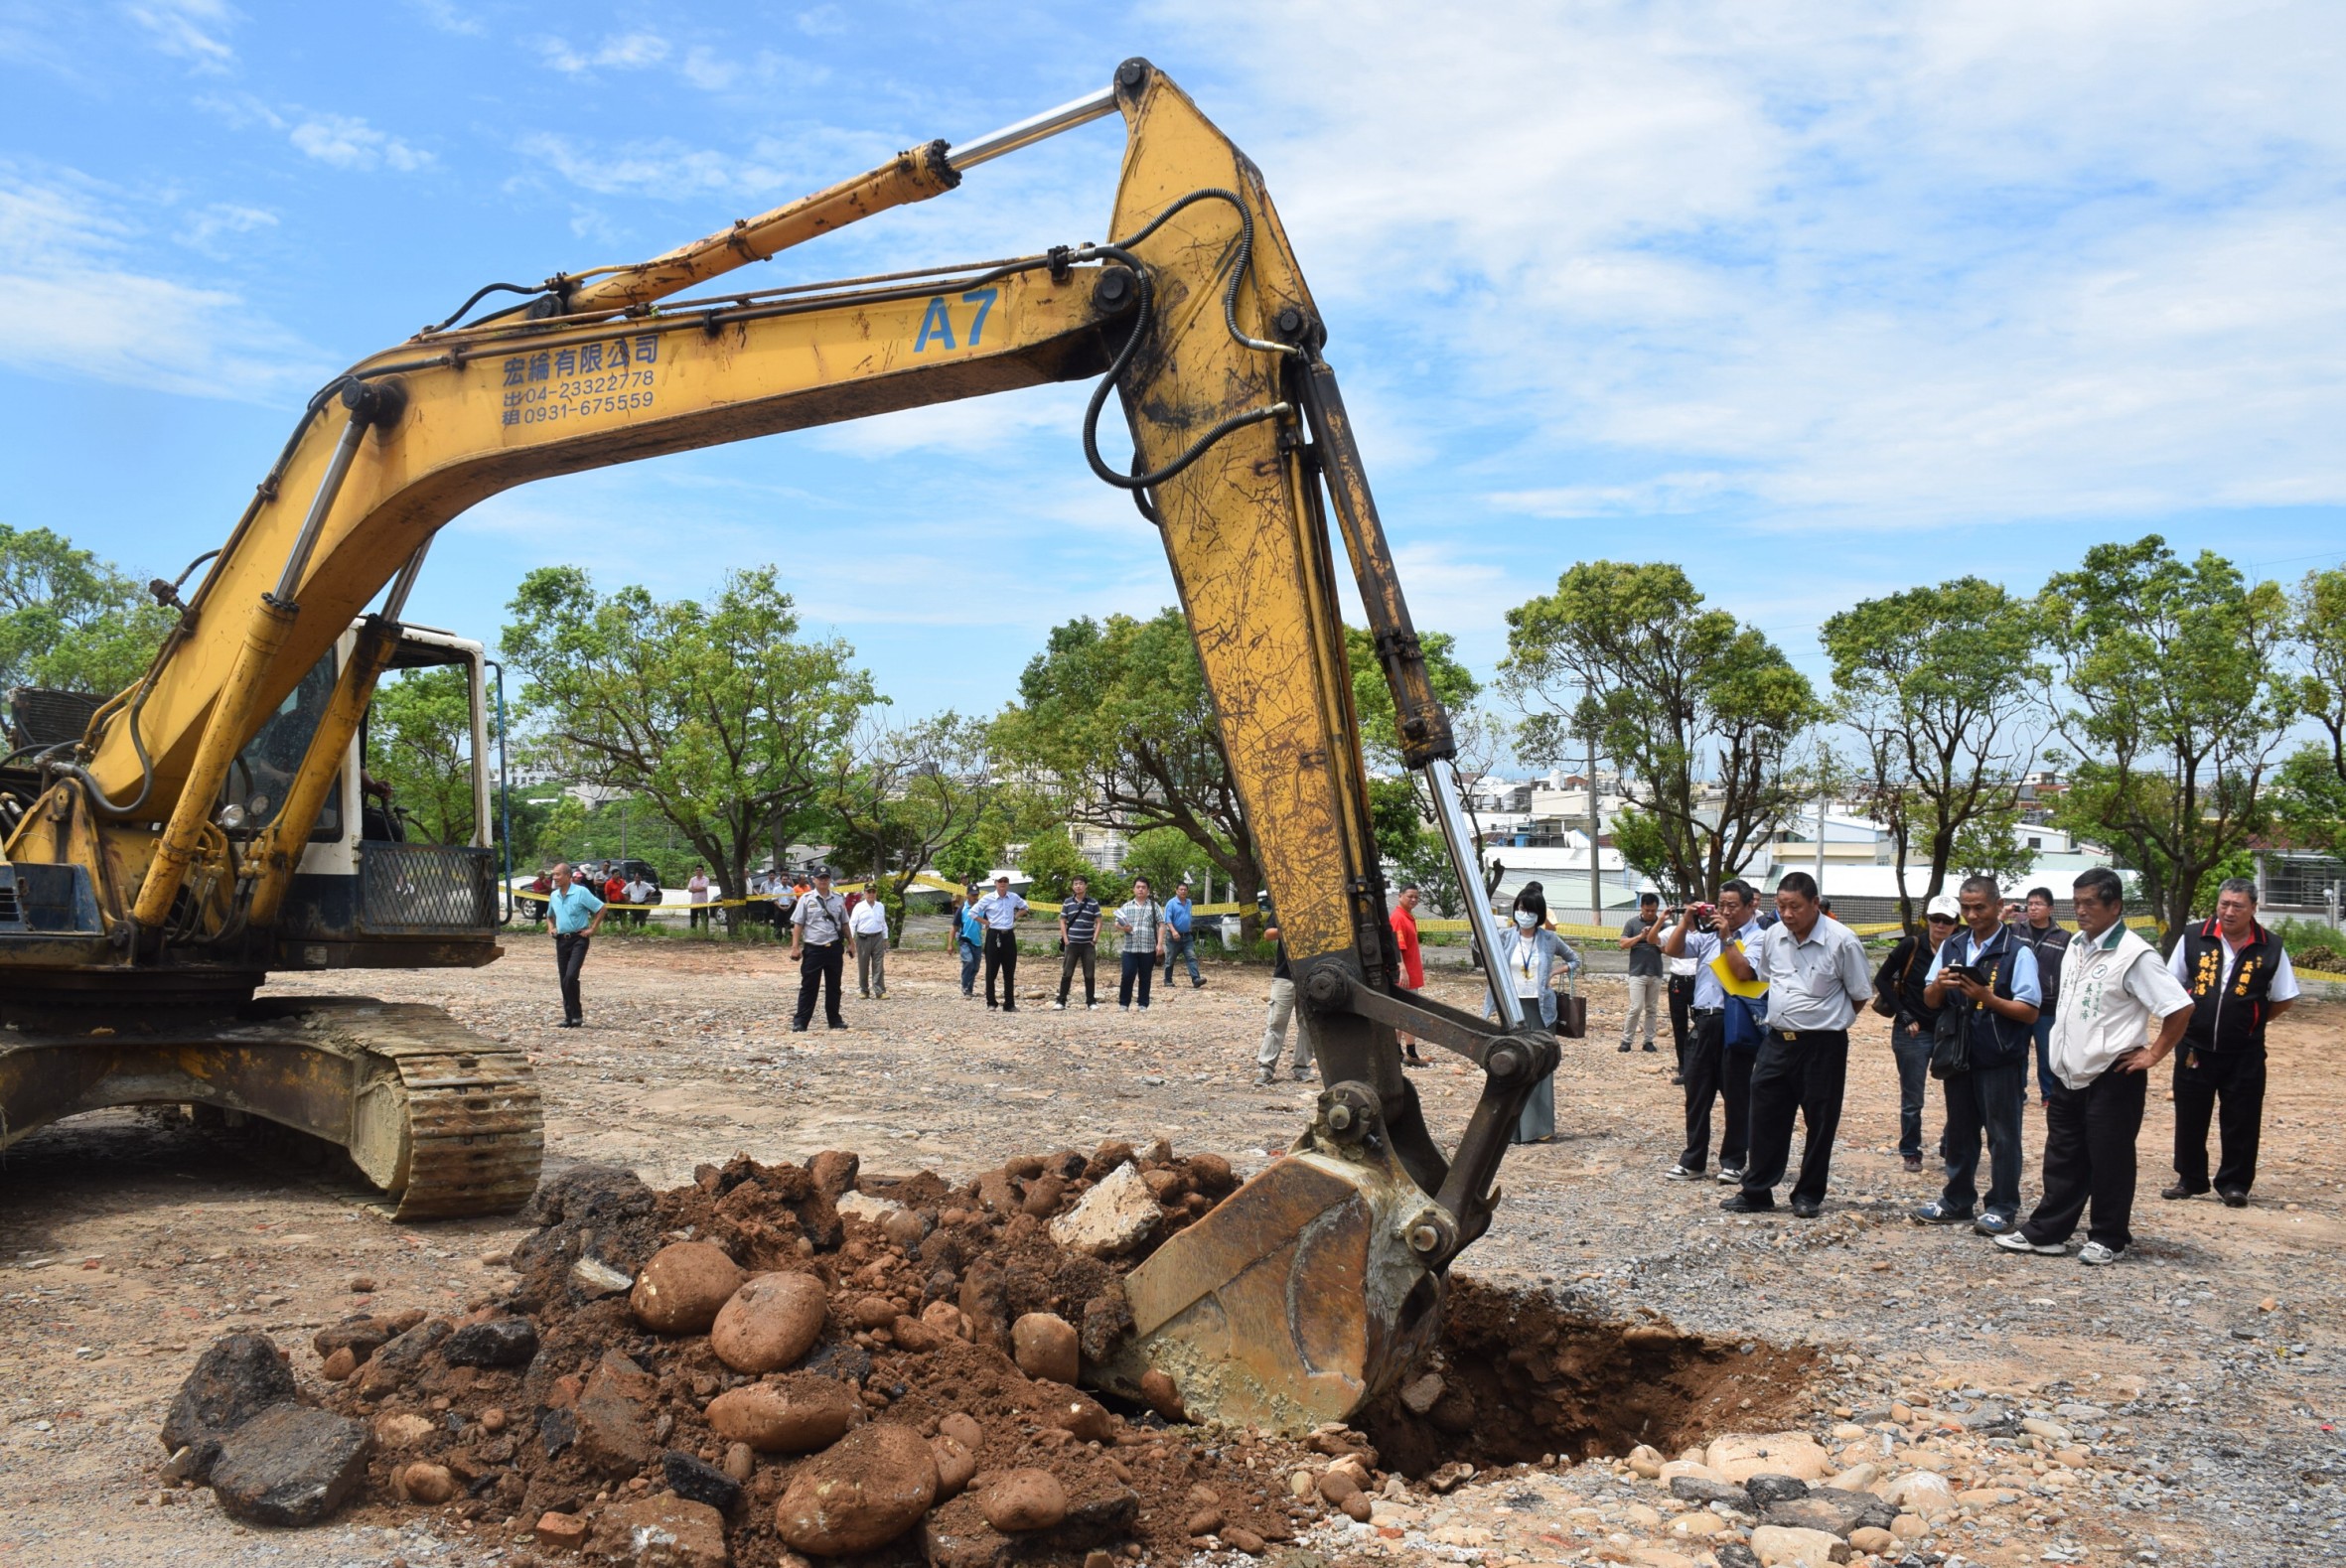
top-left (0, 932), bottom-right (2337, 1568)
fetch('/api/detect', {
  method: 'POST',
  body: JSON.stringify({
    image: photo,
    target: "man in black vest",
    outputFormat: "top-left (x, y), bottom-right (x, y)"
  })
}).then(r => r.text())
top-left (1910, 874), bottom-right (2042, 1236)
top-left (2019, 887), bottom-right (2072, 1107)
top-left (2162, 877), bottom-right (2299, 1207)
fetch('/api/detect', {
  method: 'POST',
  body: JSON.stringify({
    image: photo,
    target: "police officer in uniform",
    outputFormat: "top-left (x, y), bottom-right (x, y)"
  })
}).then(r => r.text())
top-left (2163, 877), bottom-right (2298, 1207)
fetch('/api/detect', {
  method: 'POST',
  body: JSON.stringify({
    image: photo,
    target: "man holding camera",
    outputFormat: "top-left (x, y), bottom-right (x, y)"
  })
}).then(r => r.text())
top-left (1910, 874), bottom-right (2040, 1236)
top-left (1617, 891), bottom-right (1666, 1054)
top-left (1661, 879), bottom-right (1767, 1185)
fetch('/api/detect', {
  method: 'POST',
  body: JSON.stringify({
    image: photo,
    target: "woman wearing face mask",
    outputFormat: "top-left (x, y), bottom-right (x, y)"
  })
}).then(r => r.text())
top-left (1494, 882), bottom-right (1579, 1144)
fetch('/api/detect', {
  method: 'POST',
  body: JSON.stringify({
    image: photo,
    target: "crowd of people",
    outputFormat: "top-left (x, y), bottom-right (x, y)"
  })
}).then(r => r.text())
top-left (533, 851), bottom-right (2302, 1266)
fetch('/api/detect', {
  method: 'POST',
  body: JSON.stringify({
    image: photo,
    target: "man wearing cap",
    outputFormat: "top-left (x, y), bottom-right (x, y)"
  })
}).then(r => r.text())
top-left (2163, 876), bottom-right (2299, 1208)
top-left (789, 868), bottom-right (853, 1032)
top-left (971, 874), bottom-right (1030, 1012)
top-left (1875, 895), bottom-right (1960, 1173)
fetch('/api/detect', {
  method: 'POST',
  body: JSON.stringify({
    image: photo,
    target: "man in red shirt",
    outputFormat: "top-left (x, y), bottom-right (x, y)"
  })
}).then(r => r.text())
top-left (1391, 885), bottom-right (1428, 1066)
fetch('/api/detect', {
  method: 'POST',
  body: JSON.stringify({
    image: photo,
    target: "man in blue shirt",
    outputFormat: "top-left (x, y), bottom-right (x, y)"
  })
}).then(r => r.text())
top-left (954, 891), bottom-right (986, 998)
top-left (1912, 874), bottom-right (2042, 1235)
top-left (1161, 880), bottom-right (1205, 989)
top-left (971, 874), bottom-right (1030, 1011)
top-left (544, 862), bottom-right (607, 1028)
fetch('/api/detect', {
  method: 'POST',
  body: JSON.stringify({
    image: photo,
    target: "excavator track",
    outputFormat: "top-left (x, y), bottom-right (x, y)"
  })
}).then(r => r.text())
top-left (0, 997), bottom-right (542, 1220)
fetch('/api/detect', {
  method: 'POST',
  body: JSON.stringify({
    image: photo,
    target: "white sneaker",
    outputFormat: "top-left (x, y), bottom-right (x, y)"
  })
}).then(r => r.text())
top-left (1052, 1001), bottom-right (1067, 1010)
top-left (1993, 1231), bottom-right (2065, 1255)
top-left (2077, 1241), bottom-right (2126, 1266)
top-left (1715, 1167), bottom-right (1744, 1186)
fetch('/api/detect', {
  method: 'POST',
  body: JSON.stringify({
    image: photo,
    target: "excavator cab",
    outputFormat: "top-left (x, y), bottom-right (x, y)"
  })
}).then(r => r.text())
top-left (265, 624), bottom-right (503, 971)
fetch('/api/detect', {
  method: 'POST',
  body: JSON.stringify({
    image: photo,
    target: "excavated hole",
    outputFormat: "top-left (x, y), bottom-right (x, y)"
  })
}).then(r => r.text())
top-left (1359, 1275), bottom-right (1822, 1476)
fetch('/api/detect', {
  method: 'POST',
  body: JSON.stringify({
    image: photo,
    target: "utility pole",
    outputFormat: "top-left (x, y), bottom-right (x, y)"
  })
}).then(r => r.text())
top-left (1585, 703), bottom-right (1602, 926)
top-left (1813, 790), bottom-right (1827, 888)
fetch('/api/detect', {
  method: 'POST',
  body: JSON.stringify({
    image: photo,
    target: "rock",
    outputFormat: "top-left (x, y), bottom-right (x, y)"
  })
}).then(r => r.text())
top-left (980, 1468), bottom-right (1069, 1531)
top-left (1398, 1371), bottom-right (1445, 1417)
top-left (1749, 1524), bottom-right (1848, 1566)
top-left (849, 1294), bottom-right (897, 1330)
top-left (1341, 1493), bottom-right (1374, 1522)
top-left (597, 1494), bottom-right (728, 1568)
top-left (775, 1422), bottom-right (938, 1556)
top-left (881, 1208), bottom-right (929, 1247)
top-left (1848, 1524), bottom-right (1894, 1553)
top-left (834, 1190), bottom-right (902, 1223)
top-left (1634, 1552), bottom-right (1695, 1568)
top-left (721, 1442), bottom-right (755, 1484)
top-left (921, 1300), bottom-right (966, 1340)
top-left (312, 1315), bottom-right (397, 1362)
top-left (1046, 1163), bottom-right (1162, 1256)
top-left (710, 1272), bottom-right (827, 1373)
top-left (321, 1347), bottom-right (358, 1382)
top-left (631, 1242), bottom-right (746, 1335)
top-left (931, 1434), bottom-right (977, 1498)
top-left (1707, 1433), bottom-right (1832, 1484)
top-left (1747, 1473), bottom-right (1809, 1505)
top-left (662, 1449), bottom-right (743, 1512)
top-left (1878, 1471), bottom-right (1956, 1517)
top-left (444, 1316), bottom-right (540, 1368)
top-left (482, 1407), bottom-right (508, 1434)
top-left (161, 1333), bottom-right (298, 1481)
top-left (1660, 1458), bottom-right (1727, 1486)
top-left (1669, 1475), bottom-right (1749, 1508)
top-left (1890, 1512), bottom-right (1927, 1539)
top-left (707, 1378), bottom-right (860, 1453)
top-left (1138, 1368), bottom-right (1186, 1422)
top-left (208, 1404), bottom-right (371, 1526)
top-left (1186, 1506), bottom-right (1224, 1536)
top-left (1673, 1511), bottom-right (1729, 1537)
top-left (572, 1256), bottom-right (636, 1297)
top-left (939, 1412), bottom-right (984, 1452)
top-left (1627, 1442), bottom-right (1665, 1479)
top-left (1318, 1468), bottom-right (1361, 1504)
top-left (1956, 1486), bottom-right (2020, 1507)
top-left (1042, 1392), bottom-right (1114, 1443)
top-left (890, 1315), bottom-right (942, 1353)
top-left (808, 1149), bottom-right (859, 1199)
top-left (1012, 1312), bottom-right (1081, 1384)
top-left (1715, 1544), bottom-right (1762, 1568)
top-left (957, 1262), bottom-right (1012, 1354)
top-left (373, 1412), bottom-right (438, 1449)
top-left (358, 1318), bottom-right (452, 1398)
top-left (575, 1351), bottom-right (657, 1477)
top-left (537, 1509), bottom-right (590, 1550)
top-left (1223, 1526), bottom-right (1266, 1555)
top-left (2020, 1416), bottom-right (2072, 1444)
top-left (1822, 1462), bottom-right (1878, 1493)
top-left (400, 1462), bottom-right (458, 1504)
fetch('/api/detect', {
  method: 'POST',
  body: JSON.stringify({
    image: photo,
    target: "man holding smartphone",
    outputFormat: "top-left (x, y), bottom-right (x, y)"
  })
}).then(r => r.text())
top-left (1911, 875), bottom-right (2040, 1236)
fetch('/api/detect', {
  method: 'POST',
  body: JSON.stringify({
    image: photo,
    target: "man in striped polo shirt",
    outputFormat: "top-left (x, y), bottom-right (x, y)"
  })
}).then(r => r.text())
top-left (1056, 876), bottom-right (1103, 1010)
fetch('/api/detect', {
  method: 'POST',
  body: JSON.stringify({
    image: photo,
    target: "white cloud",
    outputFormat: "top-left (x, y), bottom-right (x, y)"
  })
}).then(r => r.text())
top-left (406, 0), bottom-right (481, 36)
top-left (515, 126), bottom-right (891, 203)
top-left (795, 6), bottom-right (846, 38)
top-left (1141, 0), bottom-right (2346, 535)
top-left (287, 112), bottom-right (431, 172)
top-left (0, 168), bottom-right (324, 400)
top-left (174, 201), bottom-right (276, 258)
top-left (124, 0), bottom-right (236, 72)
top-left (680, 45), bottom-right (736, 91)
top-left (540, 30), bottom-right (669, 74)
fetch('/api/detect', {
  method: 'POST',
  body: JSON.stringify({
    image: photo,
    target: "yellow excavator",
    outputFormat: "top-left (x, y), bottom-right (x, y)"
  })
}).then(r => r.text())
top-left (0, 61), bottom-right (1553, 1434)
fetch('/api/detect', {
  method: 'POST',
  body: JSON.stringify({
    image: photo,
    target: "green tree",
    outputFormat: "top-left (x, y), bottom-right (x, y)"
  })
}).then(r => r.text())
top-left (1344, 626), bottom-right (1481, 771)
top-left (1344, 625), bottom-right (1482, 908)
top-left (1016, 825), bottom-right (1101, 904)
top-left (1502, 562), bottom-right (1822, 900)
top-left (992, 611), bottom-right (1263, 911)
top-left (2041, 536), bottom-right (2296, 945)
top-left (2282, 565), bottom-right (2346, 855)
top-left (1121, 825), bottom-right (1211, 903)
top-left (503, 565), bottom-right (878, 922)
top-left (2273, 744), bottom-right (2346, 863)
top-left (367, 666), bottom-right (477, 845)
top-left (0, 524), bottom-right (176, 697)
top-left (821, 713), bottom-right (995, 938)
top-left (1820, 577), bottom-right (2049, 931)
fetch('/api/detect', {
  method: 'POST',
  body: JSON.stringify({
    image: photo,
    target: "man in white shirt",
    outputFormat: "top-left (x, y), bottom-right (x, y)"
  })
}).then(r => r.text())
top-left (850, 890), bottom-right (892, 1000)
top-left (1660, 880), bottom-right (1768, 1185)
top-left (971, 875), bottom-right (1030, 1012)
top-left (1997, 867), bottom-right (2193, 1265)
top-left (621, 873), bottom-right (657, 927)
top-left (1724, 872), bottom-right (1873, 1217)
top-left (2161, 877), bottom-right (2299, 1207)
top-left (789, 868), bottom-right (853, 1032)
top-left (687, 865), bottom-right (711, 931)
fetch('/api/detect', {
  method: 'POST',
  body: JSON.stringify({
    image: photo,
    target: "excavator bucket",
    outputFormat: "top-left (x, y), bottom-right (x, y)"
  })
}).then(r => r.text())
top-left (1096, 1099), bottom-right (1447, 1432)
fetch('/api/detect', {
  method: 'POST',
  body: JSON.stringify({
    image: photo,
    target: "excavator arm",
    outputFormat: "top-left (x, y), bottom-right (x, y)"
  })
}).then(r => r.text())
top-left (2, 60), bottom-right (1554, 1430)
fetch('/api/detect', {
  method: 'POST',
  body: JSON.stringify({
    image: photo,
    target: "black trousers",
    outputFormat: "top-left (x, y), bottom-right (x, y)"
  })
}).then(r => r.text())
top-left (2172, 1041), bottom-right (2266, 1195)
top-left (1678, 1011), bottom-right (1749, 1172)
top-left (1118, 950), bottom-right (1154, 1008)
top-left (2023, 1068), bottom-right (2147, 1250)
top-left (554, 932), bottom-right (590, 1023)
top-left (1667, 974), bottom-right (1694, 1070)
top-left (1058, 941), bottom-right (1097, 1006)
top-left (983, 928), bottom-right (1019, 1010)
top-left (1741, 1028), bottom-right (1849, 1205)
top-left (794, 941), bottom-right (845, 1028)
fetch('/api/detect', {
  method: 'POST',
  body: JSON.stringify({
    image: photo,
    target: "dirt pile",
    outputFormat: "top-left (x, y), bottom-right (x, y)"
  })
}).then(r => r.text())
top-left (159, 1140), bottom-right (1821, 1564)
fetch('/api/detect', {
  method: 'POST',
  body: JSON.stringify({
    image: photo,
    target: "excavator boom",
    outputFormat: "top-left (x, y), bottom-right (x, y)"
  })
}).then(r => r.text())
top-left (0, 60), bottom-right (1555, 1431)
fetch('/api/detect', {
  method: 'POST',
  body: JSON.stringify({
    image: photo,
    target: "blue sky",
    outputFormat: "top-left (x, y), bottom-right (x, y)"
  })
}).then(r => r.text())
top-left (4, 0), bottom-right (2343, 731)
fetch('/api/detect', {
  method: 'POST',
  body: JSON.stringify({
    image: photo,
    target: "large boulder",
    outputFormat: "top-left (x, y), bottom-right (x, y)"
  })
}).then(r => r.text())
top-left (710, 1272), bottom-right (826, 1373)
top-left (1705, 1433), bottom-right (1832, 1484)
top-left (208, 1405), bottom-right (371, 1526)
top-left (631, 1242), bottom-right (747, 1335)
top-left (705, 1377), bottom-right (860, 1454)
top-left (161, 1333), bottom-right (297, 1482)
top-left (775, 1423), bottom-right (938, 1556)
top-left (1010, 1313), bottom-right (1080, 1385)
top-left (591, 1494), bottom-right (728, 1568)
top-left (1046, 1163), bottom-right (1162, 1256)
top-left (444, 1316), bottom-right (540, 1368)
top-left (574, 1351), bottom-right (657, 1477)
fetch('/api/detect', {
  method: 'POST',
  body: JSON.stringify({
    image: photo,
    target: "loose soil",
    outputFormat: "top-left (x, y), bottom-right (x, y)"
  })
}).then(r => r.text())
top-left (0, 938), bottom-right (2338, 1568)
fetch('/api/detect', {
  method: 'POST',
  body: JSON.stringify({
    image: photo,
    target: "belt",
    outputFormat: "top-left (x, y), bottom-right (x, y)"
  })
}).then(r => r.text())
top-left (1774, 1026), bottom-right (1846, 1041)
top-left (1690, 1006), bottom-right (1723, 1018)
